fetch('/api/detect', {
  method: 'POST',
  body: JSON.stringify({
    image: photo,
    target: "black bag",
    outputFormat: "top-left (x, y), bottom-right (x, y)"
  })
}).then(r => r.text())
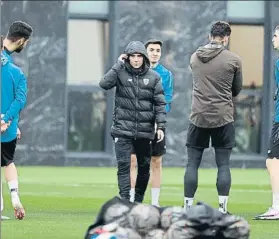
top-left (84, 196), bottom-right (135, 239)
top-left (168, 201), bottom-right (250, 239)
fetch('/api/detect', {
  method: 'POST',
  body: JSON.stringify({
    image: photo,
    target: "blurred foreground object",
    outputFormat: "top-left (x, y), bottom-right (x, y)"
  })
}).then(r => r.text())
top-left (84, 197), bottom-right (250, 239)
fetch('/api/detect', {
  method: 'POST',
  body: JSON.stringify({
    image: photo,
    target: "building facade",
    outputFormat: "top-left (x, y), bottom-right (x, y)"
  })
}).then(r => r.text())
top-left (1, 1), bottom-right (279, 167)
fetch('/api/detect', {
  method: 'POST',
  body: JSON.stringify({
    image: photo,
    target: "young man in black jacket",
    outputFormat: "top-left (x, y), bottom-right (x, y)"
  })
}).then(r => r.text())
top-left (99, 41), bottom-right (166, 203)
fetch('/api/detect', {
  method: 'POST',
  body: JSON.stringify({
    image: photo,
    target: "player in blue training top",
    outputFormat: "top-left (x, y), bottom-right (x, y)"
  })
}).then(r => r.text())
top-left (1, 21), bottom-right (33, 220)
top-left (130, 39), bottom-right (174, 206)
top-left (254, 25), bottom-right (279, 220)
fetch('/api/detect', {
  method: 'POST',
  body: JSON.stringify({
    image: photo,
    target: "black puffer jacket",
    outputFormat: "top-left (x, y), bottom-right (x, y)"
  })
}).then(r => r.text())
top-left (99, 41), bottom-right (166, 140)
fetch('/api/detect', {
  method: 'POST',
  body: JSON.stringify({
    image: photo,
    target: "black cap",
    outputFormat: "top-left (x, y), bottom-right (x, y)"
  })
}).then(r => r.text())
top-left (144, 39), bottom-right (163, 48)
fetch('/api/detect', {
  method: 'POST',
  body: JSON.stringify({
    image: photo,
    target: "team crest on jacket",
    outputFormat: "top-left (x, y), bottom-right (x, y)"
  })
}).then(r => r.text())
top-left (1, 54), bottom-right (8, 66)
top-left (143, 78), bottom-right (149, 85)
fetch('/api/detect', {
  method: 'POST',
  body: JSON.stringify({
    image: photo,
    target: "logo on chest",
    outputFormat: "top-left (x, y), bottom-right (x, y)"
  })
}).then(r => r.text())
top-left (143, 78), bottom-right (149, 85)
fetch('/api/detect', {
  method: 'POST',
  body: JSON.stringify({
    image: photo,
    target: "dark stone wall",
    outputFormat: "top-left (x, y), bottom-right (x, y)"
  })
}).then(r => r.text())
top-left (1, 1), bottom-right (68, 165)
top-left (113, 1), bottom-right (227, 166)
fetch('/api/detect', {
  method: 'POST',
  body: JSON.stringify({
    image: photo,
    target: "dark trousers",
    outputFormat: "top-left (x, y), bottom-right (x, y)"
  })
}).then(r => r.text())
top-left (114, 137), bottom-right (151, 203)
top-left (184, 147), bottom-right (232, 198)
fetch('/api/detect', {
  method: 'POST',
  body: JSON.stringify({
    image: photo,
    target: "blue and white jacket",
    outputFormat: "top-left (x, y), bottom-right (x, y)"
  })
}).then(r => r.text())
top-left (153, 63), bottom-right (174, 113)
top-left (1, 50), bottom-right (28, 142)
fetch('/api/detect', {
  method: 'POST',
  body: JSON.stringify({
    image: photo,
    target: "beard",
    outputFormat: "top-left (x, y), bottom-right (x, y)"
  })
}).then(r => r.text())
top-left (15, 45), bottom-right (24, 53)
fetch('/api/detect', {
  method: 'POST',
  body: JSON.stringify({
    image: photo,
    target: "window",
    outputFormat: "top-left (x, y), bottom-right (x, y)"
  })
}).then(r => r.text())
top-left (67, 19), bottom-right (109, 85)
top-left (66, 19), bottom-right (109, 153)
top-left (229, 25), bottom-right (264, 88)
top-left (229, 25), bottom-right (264, 154)
top-left (68, 1), bottom-right (109, 16)
top-left (227, 1), bottom-right (264, 20)
top-left (67, 90), bottom-right (106, 152)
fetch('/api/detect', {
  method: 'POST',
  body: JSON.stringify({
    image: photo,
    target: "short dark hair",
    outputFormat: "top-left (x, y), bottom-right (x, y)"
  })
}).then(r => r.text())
top-left (144, 39), bottom-right (163, 48)
top-left (7, 21), bottom-right (33, 42)
top-left (210, 21), bottom-right (231, 38)
top-left (1, 35), bottom-right (3, 48)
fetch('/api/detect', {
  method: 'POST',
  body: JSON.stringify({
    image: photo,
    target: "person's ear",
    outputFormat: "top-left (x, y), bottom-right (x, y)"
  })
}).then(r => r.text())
top-left (16, 38), bottom-right (25, 46)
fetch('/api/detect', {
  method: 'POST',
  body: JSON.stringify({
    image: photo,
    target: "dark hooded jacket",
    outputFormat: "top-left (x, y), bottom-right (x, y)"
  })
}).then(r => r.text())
top-left (189, 41), bottom-right (243, 128)
top-left (99, 41), bottom-right (166, 139)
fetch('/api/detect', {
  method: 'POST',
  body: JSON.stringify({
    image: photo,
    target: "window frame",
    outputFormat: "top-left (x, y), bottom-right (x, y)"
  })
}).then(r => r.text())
top-left (227, 20), bottom-right (268, 158)
top-left (68, 13), bottom-right (108, 21)
top-left (66, 85), bottom-right (108, 154)
top-left (66, 19), bottom-right (108, 86)
top-left (227, 18), bottom-right (264, 26)
top-left (226, 1), bottom-right (265, 24)
top-left (227, 1), bottom-right (271, 158)
top-left (229, 24), bottom-right (265, 88)
top-left (64, 2), bottom-right (114, 158)
top-left (68, 1), bottom-right (109, 20)
top-left (261, 1), bottom-right (275, 158)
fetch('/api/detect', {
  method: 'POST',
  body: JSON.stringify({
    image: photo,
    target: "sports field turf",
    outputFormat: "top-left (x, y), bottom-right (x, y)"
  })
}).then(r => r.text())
top-left (1, 167), bottom-right (278, 239)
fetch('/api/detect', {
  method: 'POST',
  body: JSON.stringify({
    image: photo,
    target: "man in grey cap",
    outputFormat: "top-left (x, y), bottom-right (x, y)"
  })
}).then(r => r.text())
top-left (130, 39), bottom-right (174, 207)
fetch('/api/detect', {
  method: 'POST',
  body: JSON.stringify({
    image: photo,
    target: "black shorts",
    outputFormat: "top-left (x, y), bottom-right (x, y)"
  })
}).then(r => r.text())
top-left (186, 123), bottom-right (235, 149)
top-left (1, 139), bottom-right (17, 167)
top-left (131, 129), bottom-right (166, 157)
top-left (267, 123), bottom-right (279, 158)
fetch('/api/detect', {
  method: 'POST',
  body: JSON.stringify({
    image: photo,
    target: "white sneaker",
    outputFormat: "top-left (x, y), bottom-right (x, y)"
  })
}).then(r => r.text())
top-left (1, 215), bottom-right (10, 220)
top-left (152, 204), bottom-right (160, 208)
top-left (219, 208), bottom-right (226, 214)
top-left (183, 205), bottom-right (191, 213)
top-left (254, 207), bottom-right (279, 220)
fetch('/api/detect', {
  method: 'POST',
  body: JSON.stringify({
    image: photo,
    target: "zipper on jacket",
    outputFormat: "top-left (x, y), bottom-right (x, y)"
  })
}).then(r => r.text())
top-left (135, 75), bottom-right (139, 139)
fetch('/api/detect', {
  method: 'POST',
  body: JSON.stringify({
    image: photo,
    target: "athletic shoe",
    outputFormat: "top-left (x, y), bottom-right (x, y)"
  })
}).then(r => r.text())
top-left (254, 207), bottom-right (279, 220)
top-left (1, 215), bottom-right (10, 220)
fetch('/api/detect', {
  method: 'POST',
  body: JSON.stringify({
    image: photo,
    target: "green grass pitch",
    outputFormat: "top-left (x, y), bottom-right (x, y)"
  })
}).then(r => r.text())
top-left (1, 167), bottom-right (278, 239)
